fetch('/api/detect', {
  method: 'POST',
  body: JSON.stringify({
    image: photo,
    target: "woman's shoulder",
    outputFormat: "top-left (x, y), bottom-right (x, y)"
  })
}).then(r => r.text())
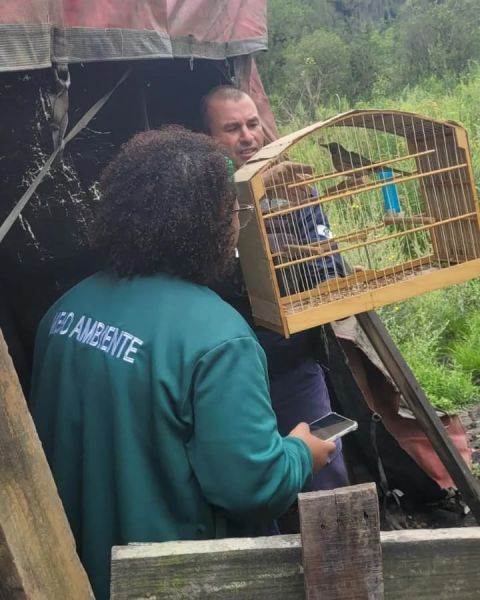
top-left (185, 283), bottom-right (255, 340)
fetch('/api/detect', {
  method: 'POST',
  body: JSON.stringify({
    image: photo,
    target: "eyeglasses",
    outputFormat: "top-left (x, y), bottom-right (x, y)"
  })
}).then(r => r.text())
top-left (234, 204), bottom-right (255, 229)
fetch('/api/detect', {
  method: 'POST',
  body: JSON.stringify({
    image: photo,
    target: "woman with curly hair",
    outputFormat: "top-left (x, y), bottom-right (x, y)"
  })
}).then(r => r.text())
top-left (29, 127), bottom-right (335, 600)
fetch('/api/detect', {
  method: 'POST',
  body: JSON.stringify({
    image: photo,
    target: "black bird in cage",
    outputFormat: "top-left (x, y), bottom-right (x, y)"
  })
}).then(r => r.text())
top-left (320, 142), bottom-right (411, 177)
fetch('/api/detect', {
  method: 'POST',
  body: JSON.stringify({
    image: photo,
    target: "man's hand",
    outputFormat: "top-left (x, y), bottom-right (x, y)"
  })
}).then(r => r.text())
top-left (288, 422), bottom-right (336, 472)
top-left (262, 161), bottom-right (314, 205)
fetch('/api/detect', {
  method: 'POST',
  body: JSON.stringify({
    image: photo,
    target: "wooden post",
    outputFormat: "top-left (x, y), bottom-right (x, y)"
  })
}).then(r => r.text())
top-left (298, 483), bottom-right (383, 599)
top-left (0, 330), bottom-right (93, 599)
top-left (356, 311), bottom-right (480, 523)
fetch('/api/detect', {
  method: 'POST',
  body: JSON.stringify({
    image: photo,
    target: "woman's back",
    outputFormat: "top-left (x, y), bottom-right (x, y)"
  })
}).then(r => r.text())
top-left (30, 270), bottom-right (312, 599)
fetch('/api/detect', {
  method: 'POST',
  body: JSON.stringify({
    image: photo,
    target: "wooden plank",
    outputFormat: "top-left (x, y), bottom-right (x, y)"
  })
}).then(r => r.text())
top-left (413, 131), bottom-right (480, 263)
top-left (298, 484), bottom-right (383, 599)
top-left (0, 526), bottom-right (26, 600)
top-left (457, 128), bottom-right (480, 226)
top-left (423, 184), bottom-right (480, 262)
top-left (250, 316), bottom-right (288, 336)
top-left (284, 230), bottom-right (372, 254)
top-left (236, 178), bottom-right (288, 336)
top-left (382, 528), bottom-right (480, 600)
top-left (355, 311), bottom-right (480, 524)
top-left (111, 535), bottom-right (306, 600)
top-left (248, 295), bottom-right (284, 327)
top-left (0, 330), bottom-right (93, 600)
top-left (110, 527), bottom-right (480, 600)
top-left (270, 225), bottom-right (383, 259)
top-left (286, 242), bottom-right (345, 256)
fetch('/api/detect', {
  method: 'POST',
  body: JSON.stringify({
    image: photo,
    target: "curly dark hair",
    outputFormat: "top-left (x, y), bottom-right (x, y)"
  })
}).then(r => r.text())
top-left (93, 126), bottom-right (237, 284)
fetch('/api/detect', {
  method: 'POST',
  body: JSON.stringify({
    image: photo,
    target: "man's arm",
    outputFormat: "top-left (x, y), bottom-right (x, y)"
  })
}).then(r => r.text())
top-left (262, 161), bottom-right (314, 205)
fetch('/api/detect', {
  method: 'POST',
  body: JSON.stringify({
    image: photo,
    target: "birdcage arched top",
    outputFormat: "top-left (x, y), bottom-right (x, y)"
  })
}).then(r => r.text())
top-left (236, 109), bottom-right (465, 181)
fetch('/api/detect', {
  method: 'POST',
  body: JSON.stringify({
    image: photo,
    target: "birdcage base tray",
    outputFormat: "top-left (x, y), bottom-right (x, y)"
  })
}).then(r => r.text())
top-left (278, 258), bottom-right (480, 335)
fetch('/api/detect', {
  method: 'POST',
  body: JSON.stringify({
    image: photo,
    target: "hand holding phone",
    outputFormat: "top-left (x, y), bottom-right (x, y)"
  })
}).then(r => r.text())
top-left (309, 412), bottom-right (358, 442)
top-left (288, 422), bottom-right (336, 472)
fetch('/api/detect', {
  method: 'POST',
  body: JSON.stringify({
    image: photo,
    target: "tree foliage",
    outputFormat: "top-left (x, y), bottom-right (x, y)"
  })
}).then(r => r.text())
top-left (258, 0), bottom-right (480, 122)
top-left (283, 30), bottom-right (351, 118)
top-left (394, 0), bottom-right (480, 84)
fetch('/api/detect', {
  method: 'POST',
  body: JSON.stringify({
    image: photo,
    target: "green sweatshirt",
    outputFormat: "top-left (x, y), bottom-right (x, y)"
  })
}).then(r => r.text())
top-left (30, 272), bottom-right (312, 599)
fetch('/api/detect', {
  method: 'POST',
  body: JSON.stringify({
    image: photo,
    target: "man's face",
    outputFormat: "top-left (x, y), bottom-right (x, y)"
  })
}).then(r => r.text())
top-left (207, 95), bottom-right (265, 168)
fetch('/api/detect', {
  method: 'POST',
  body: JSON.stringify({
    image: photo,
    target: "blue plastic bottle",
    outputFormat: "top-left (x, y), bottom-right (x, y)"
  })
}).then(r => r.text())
top-left (377, 168), bottom-right (401, 213)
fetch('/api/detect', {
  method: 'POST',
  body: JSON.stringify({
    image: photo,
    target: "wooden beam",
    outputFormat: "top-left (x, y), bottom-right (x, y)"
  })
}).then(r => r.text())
top-left (111, 535), bottom-right (305, 600)
top-left (382, 528), bottom-right (480, 599)
top-left (298, 484), bottom-right (383, 599)
top-left (110, 527), bottom-right (480, 600)
top-left (0, 330), bottom-right (93, 599)
top-left (355, 311), bottom-right (480, 523)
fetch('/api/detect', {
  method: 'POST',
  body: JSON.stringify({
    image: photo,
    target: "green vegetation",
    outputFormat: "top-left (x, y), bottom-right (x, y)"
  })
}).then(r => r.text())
top-left (259, 0), bottom-right (480, 122)
top-left (260, 0), bottom-right (480, 412)
top-left (380, 280), bottom-right (480, 412)
top-left (472, 462), bottom-right (480, 480)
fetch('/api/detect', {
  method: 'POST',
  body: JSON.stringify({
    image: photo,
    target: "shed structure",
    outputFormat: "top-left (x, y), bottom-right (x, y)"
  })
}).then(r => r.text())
top-left (0, 3), bottom-right (275, 598)
top-left (0, 0), bottom-right (274, 391)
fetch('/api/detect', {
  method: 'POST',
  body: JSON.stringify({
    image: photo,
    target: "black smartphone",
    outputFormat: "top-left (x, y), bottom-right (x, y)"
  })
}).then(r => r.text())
top-left (309, 412), bottom-right (358, 442)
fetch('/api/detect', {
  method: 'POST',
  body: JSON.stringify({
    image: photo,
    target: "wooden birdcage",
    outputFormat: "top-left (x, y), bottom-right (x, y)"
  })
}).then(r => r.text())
top-left (235, 109), bottom-right (480, 337)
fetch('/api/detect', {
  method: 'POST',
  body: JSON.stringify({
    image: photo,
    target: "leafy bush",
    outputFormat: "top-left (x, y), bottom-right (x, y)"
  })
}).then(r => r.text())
top-left (402, 348), bottom-right (478, 413)
top-left (380, 280), bottom-right (480, 412)
top-left (260, 0), bottom-right (480, 108)
top-left (391, 0), bottom-right (480, 88)
top-left (450, 312), bottom-right (480, 384)
top-left (283, 30), bottom-right (352, 118)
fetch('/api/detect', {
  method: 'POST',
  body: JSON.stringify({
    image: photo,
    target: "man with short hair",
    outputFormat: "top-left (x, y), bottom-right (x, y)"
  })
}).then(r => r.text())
top-left (202, 86), bottom-right (264, 168)
top-left (203, 86), bottom-right (349, 499)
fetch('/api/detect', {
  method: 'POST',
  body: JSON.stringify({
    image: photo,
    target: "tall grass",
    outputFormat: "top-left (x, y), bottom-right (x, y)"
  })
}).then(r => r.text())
top-left (380, 279), bottom-right (480, 412)
top-left (277, 63), bottom-right (480, 179)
